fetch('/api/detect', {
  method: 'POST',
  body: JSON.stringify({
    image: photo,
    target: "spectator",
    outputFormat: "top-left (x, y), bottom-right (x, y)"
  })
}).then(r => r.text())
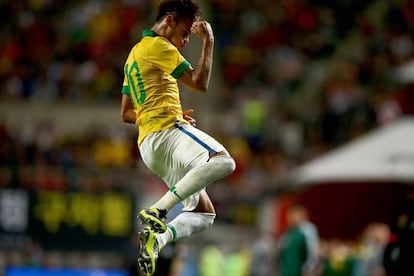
top-left (278, 204), bottom-right (319, 276)
top-left (354, 223), bottom-right (389, 276)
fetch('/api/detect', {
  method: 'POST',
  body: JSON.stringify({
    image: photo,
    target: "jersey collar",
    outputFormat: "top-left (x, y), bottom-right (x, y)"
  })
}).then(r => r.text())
top-left (142, 30), bottom-right (159, 37)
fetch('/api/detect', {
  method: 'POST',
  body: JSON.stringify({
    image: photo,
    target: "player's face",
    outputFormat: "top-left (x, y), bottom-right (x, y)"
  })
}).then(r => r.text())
top-left (168, 17), bottom-right (193, 49)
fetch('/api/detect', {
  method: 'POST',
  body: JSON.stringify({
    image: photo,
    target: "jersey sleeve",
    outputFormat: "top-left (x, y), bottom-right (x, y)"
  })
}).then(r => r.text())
top-left (121, 74), bottom-right (130, 94)
top-left (121, 61), bottom-right (131, 95)
top-left (147, 38), bottom-right (191, 79)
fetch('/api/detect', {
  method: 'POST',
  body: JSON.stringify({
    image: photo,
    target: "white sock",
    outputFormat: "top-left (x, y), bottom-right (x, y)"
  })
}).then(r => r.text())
top-left (152, 155), bottom-right (235, 211)
top-left (150, 192), bottom-right (180, 212)
top-left (156, 212), bottom-right (216, 250)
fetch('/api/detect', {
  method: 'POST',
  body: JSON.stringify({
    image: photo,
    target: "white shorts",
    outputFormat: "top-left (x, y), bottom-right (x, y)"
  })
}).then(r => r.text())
top-left (139, 122), bottom-right (227, 211)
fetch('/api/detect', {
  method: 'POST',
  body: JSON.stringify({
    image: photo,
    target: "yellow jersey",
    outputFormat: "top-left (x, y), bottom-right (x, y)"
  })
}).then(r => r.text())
top-left (122, 30), bottom-right (191, 145)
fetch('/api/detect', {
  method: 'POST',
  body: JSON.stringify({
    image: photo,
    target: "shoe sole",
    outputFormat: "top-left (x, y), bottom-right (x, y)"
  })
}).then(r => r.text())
top-left (138, 212), bottom-right (167, 233)
top-left (137, 228), bottom-right (155, 275)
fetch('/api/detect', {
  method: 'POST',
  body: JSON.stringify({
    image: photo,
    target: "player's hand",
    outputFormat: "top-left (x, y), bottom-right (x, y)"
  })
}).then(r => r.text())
top-left (191, 21), bottom-right (213, 41)
top-left (183, 109), bottom-right (197, 127)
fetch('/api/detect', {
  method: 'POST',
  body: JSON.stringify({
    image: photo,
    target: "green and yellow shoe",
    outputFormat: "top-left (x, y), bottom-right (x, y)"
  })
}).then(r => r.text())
top-left (138, 208), bottom-right (167, 233)
top-left (137, 226), bottom-right (159, 276)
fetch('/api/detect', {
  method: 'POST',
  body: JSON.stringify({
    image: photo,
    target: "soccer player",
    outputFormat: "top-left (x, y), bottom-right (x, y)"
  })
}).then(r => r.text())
top-left (120, 0), bottom-right (236, 274)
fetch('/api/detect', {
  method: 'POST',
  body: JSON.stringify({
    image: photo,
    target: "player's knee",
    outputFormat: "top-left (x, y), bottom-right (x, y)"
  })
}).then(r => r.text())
top-left (203, 212), bottom-right (216, 227)
top-left (216, 155), bottom-right (236, 177)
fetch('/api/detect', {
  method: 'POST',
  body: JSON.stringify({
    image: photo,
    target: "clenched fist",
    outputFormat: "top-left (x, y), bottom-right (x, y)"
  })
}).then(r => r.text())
top-left (191, 21), bottom-right (214, 41)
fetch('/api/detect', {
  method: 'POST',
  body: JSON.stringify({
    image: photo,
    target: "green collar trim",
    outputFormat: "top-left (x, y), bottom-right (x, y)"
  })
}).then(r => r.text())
top-left (142, 29), bottom-right (159, 37)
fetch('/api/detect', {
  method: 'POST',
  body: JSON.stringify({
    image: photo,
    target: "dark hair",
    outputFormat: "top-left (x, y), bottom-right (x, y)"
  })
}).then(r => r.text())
top-left (156, 0), bottom-right (201, 22)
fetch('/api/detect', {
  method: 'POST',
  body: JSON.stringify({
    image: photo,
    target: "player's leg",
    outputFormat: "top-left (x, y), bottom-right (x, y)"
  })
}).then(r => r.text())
top-left (151, 150), bottom-right (234, 209)
top-left (156, 190), bottom-right (216, 249)
top-left (139, 150), bottom-right (234, 235)
top-left (138, 190), bottom-right (215, 275)
top-left (139, 125), bottom-right (235, 232)
top-left (137, 125), bottom-right (235, 274)
top-left (137, 128), bottom-right (180, 233)
top-left (148, 123), bottom-right (236, 214)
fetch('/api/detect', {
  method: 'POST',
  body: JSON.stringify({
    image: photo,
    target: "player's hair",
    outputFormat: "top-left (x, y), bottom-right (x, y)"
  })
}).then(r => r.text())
top-left (156, 0), bottom-right (201, 23)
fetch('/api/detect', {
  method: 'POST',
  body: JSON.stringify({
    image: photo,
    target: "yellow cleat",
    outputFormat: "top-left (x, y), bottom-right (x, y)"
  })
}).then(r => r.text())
top-left (137, 226), bottom-right (159, 275)
top-left (138, 208), bottom-right (167, 233)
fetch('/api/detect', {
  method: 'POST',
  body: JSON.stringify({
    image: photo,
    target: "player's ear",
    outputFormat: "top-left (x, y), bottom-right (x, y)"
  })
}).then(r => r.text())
top-left (165, 15), bottom-right (176, 27)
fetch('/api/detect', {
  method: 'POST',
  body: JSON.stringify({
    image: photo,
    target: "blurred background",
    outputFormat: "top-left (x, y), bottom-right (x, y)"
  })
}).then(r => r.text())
top-left (0, 0), bottom-right (414, 275)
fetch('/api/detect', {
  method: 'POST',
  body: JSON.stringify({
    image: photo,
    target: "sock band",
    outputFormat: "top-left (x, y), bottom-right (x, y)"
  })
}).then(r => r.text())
top-left (169, 186), bottom-right (184, 201)
top-left (167, 224), bottom-right (177, 241)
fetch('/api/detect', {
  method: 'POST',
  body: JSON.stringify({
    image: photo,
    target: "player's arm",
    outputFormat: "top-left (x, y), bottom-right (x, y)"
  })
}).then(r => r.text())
top-left (121, 94), bottom-right (136, 124)
top-left (179, 21), bottom-right (214, 93)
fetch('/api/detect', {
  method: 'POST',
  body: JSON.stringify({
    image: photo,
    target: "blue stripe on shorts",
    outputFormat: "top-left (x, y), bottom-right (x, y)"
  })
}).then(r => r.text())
top-left (174, 122), bottom-right (218, 154)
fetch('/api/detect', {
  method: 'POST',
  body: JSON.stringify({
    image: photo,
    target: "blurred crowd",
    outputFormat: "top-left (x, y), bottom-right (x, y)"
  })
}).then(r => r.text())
top-left (0, 0), bottom-right (153, 102)
top-left (1, 0), bottom-right (414, 275)
top-left (210, 0), bottom-right (414, 152)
